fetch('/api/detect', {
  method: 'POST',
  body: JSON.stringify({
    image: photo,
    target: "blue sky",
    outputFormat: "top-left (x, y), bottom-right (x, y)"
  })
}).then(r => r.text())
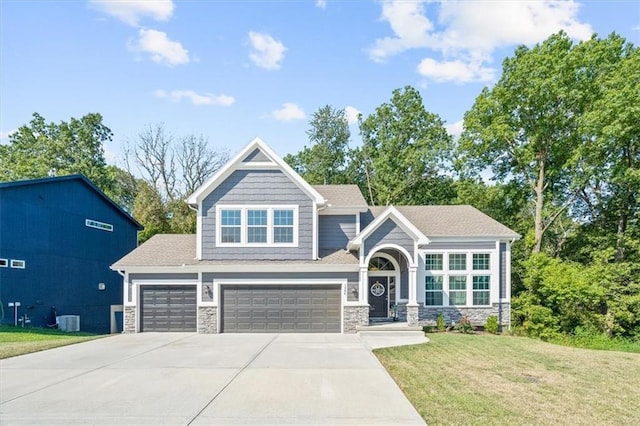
top-left (1, 1), bottom-right (638, 164)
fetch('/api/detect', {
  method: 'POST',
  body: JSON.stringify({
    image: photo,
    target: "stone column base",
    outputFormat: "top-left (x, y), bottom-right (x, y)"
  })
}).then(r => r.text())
top-left (406, 304), bottom-right (419, 326)
top-left (124, 306), bottom-right (136, 333)
top-left (198, 306), bottom-right (218, 333)
top-left (343, 305), bottom-right (369, 333)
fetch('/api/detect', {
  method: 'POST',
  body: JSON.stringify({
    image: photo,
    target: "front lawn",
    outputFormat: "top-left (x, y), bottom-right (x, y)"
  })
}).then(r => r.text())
top-left (0, 326), bottom-right (102, 359)
top-left (375, 333), bottom-right (640, 425)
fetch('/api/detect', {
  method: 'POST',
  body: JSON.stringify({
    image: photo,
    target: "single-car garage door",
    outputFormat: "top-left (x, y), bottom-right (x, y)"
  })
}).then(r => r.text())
top-left (221, 284), bottom-right (341, 333)
top-left (140, 285), bottom-right (197, 332)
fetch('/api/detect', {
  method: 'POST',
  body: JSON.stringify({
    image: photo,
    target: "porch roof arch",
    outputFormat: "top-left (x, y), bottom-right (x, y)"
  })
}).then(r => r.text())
top-left (363, 243), bottom-right (415, 269)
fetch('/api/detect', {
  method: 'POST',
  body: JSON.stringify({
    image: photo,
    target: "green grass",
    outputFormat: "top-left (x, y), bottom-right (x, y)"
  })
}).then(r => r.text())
top-left (375, 333), bottom-right (640, 425)
top-left (0, 325), bottom-right (101, 359)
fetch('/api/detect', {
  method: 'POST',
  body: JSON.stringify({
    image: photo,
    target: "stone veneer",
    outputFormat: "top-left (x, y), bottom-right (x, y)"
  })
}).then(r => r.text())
top-left (198, 306), bottom-right (218, 333)
top-left (124, 306), bottom-right (136, 333)
top-left (416, 303), bottom-right (509, 327)
top-left (343, 305), bottom-right (369, 333)
top-left (406, 305), bottom-right (419, 326)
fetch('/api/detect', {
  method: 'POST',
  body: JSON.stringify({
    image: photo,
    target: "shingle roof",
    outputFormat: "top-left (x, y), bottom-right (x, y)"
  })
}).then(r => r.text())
top-left (312, 185), bottom-right (367, 207)
top-left (368, 205), bottom-right (520, 239)
top-left (112, 234), bottom-right (358, 268)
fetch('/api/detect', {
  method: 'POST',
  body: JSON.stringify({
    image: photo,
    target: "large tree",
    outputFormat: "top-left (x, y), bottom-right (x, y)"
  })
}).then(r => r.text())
top-left (357, 86), bottom-right (453, 205)
top-left (284, 105), bottom-right (352, 185)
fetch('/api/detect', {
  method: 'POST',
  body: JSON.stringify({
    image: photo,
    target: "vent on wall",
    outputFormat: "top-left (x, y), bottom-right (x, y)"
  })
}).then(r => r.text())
top-left (57, 315), bottom-right (80, 332)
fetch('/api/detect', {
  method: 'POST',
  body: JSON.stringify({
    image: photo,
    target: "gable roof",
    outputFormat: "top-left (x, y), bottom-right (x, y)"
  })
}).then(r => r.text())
top-left (0, 174), bottom-right (143, 230)
top-left (368, 205), bottom-right (520, 239)
top-left (186, 138), bottom-right (326, 206)
top-left (348, 206), bottom-right (429, 250)
top-left (312, 185), bottom-right (367, 208)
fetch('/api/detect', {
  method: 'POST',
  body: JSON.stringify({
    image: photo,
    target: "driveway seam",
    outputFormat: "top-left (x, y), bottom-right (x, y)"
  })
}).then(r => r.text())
top-left (0, 334), bottom-right (193, 405)
top-left (186, 334), bottom-right (278, 425)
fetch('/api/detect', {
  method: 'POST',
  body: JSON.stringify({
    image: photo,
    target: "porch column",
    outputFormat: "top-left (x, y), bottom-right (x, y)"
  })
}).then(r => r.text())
top-left (407, 266), bottom-right (419, 326)
top-left (359, 266), bottom-right (368, 304)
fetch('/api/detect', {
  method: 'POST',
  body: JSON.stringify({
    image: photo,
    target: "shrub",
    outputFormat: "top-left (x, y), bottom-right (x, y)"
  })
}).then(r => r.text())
top-left (455, 315), bottom-right (474, 334)
top-left (485, 315), bottom-right (499, 334)
top-left (422, 325), bottom-right (435, 333)
top-left (436, 313), bottom-right (446, 332)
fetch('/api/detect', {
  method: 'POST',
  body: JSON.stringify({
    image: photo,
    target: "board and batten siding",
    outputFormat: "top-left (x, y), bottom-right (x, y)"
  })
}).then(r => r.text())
top-left (363, 219), bottom-right (415, 258)
top-left (319, 215), bottom-right (357, 250)
top-left (201, 170), bottom-right (314, 260)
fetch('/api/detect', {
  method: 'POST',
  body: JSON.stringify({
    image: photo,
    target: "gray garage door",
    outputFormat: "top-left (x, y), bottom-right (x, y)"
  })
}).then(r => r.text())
top-left (221, 284), bottom-right (341, 333)
top-left (140, 285), bottom-right (197, 332)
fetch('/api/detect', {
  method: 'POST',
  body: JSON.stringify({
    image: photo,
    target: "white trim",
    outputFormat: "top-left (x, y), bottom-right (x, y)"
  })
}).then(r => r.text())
top-left (112, 264), bottom-right (360, 274)
top-left (10, 259), bottom-right (25, 269)
top-left (312, 201), bottom-right (318, 260)
top-left (0, 258), bottom-right (7, 267)
top-left (356, 212), bottom-right (361, 234)
top-left (319, 207), bottom-right (369, 215)
top-left (215, 205), bottom-right (299, 247)
top-left (85, 219), bottom-right (113, 232)
top-left (213, 278), bottom-right (346, 334)
top-left (348, 206), bottom-right (429, 250)
top-left (196, 203), bottom-right (202, 260)
top-left (363, 243), bottom-right (415, 268)
top-left (187, 138), bottom-right (325, 206)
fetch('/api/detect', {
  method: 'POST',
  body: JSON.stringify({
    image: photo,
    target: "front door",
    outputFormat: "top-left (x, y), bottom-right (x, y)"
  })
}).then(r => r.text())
top-left (369, 277), bottom-right (388, 318)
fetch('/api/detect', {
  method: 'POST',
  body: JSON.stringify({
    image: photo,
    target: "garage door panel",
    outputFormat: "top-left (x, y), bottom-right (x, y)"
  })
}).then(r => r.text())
top-left (141, 285), bottom-right (196, 332)
top-left (221, 284), bottom-right (341, 333)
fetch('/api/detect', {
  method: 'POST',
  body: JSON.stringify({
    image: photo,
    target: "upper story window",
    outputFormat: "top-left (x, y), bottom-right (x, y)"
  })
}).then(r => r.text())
top-left (216, 205), bottom-right (298, 247)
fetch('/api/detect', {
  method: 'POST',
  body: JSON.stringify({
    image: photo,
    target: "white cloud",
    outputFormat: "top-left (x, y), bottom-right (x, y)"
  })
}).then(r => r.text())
top-left (445, 120), bottom-right (464, 141)
top-left (128, 29), bottom-right (189, 66)
top-left (248, 31), bottom-right (287, 70)
top-left (89, 0), bottom-right (174, 27)
top-left (0, 129), bottom-right (16, 140)
top-left (316, 0), bottom-right (327, 9)
top-left (417, 58), bottom-right (495, 83)
top-left (344, 106), bottom-right (361, 125)
top-left (272, 103), bottom-right (305, 121)
top-left (370, 0), bottom-right (593, 84)
top-left (155, 90), bottom-right (235, 106)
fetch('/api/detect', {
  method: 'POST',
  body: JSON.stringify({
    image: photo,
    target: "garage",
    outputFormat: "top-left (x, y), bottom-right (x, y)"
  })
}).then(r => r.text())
top-left (140, 285), bottom-right (197, 332)
top-left (221, 284), bottom-right (341, 333)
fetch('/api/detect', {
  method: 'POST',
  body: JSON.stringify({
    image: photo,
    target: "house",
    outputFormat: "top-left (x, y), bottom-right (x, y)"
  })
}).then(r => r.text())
top-left (0, 175), bottom-right (142, 333)
top-left (112, 138), bottom-right (519, 333)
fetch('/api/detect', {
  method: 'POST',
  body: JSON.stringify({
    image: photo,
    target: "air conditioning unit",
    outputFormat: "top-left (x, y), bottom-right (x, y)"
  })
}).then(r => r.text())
top-left (56, 315), bottom-right (80, 332)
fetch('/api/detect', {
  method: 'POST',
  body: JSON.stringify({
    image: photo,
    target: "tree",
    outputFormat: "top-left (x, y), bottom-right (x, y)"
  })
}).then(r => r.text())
top-left (458, 32), bottom-right (600, 254)
top-left (284, 105), bottom-right (352, 185)
top-left (356, 86), bottom-right (453, 206)
top-left (132, 181), bottom-right (170, 243)
top-left (0, 112), bottom-right (112, 189)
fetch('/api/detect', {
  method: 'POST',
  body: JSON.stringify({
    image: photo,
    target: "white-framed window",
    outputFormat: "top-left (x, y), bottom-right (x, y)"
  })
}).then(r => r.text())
top-left (0, 258), bottom-right (8, 267)
top-left (10, 259), bottom-right (25, 269)
top-left (424, 251), bottom-right (492, 307)
top-left (86, 219), bottom-right (113, 232)
top-left (216, 205), bottom-right (298, 247)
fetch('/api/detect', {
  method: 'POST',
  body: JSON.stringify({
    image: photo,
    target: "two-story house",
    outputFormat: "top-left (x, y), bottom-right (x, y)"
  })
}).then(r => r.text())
top-left (112, 138), bottom-right (519, 333)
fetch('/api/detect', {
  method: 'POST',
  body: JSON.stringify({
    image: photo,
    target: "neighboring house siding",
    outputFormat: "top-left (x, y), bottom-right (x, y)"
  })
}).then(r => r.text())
top-left (242, 148), bottom-right (270, 163)
top-left (363, 219), bottom-right (414, 257)
top-left (202, 272), bottom-right (360, 302)
top-left (201, 170), bottom-right (314, 260)
top-left (0, 179), bottom-right (139, 334)
top-left (499, 242), bottom-right (507, 299)
top-left (319, 215), bottom-right (357, 250)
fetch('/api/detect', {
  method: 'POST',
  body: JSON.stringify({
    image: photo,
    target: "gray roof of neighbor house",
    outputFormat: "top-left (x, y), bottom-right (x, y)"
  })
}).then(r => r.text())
top-left (368, 205), bottom-right (520, 239)
top-left (112, 234), bottom-right (358, 268)
top-left (312, 185), bottom-right (367, 207)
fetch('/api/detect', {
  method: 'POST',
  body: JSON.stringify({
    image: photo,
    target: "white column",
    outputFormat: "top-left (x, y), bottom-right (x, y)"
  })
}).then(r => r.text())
top-left (359, 267), bottom-right (368, 304)
top-left (408, 266), bottom-right (418, 306)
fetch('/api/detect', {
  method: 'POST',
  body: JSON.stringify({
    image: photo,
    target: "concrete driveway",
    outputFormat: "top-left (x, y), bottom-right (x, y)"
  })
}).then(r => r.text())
top-left (0, 333), bottom-right (425, 425)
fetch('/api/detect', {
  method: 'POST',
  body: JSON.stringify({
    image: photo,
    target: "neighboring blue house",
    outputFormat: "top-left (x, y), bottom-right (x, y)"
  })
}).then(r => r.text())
top-left (113, 138), bottom-right (519, 333)
top-left (0, 175), bottom-right (142, 333)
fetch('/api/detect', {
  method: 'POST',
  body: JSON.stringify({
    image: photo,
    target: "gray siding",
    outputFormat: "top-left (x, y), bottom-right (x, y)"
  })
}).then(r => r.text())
top-left (319, 215), bottom-right (357, 249)
top-left (242, 148), bottom-right (270, 163)
top-left (203, 272), bottom-right (360, 302)
top-left (363, 219), bottom-right (415, 257)
top-left (499, 242), bottom-right (507, 299)
top-left (201, 170), bottom-right (314, 260)
top-left (425, 241), bottom-right (496, 250)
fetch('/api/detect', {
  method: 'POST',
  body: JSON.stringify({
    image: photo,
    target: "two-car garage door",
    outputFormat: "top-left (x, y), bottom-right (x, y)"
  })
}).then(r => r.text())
top-left (221, 284), bottom-right (341, 333)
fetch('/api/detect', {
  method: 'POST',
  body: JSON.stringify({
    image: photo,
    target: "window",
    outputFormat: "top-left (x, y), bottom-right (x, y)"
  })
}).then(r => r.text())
top-left (85, 219), bottom-right (113, 232)
top-left (425, 276), bottom-right (443, 305)
top-left (273, 209), bottom-right (294, 243)
top-left (449, 253), bottom-right (466, 270)
top-left (217, 206), bottom-right (297, 246)
top-left (10, 259), bottom-right (25, 269)
top-left (247, 209), bottom-right (267, 243)
top-left (220, 209), bottom-right (242, 243)
top-left (473, 253), bottom-right (490, 270)
top-left (473, 276), bottom-right (490, 305)
top-left (0, 258), bottom-right (7, 267)
top-left (449, 276), bottom-right (467, 305)
top-left (425, 254), bottom-right (443, 270)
